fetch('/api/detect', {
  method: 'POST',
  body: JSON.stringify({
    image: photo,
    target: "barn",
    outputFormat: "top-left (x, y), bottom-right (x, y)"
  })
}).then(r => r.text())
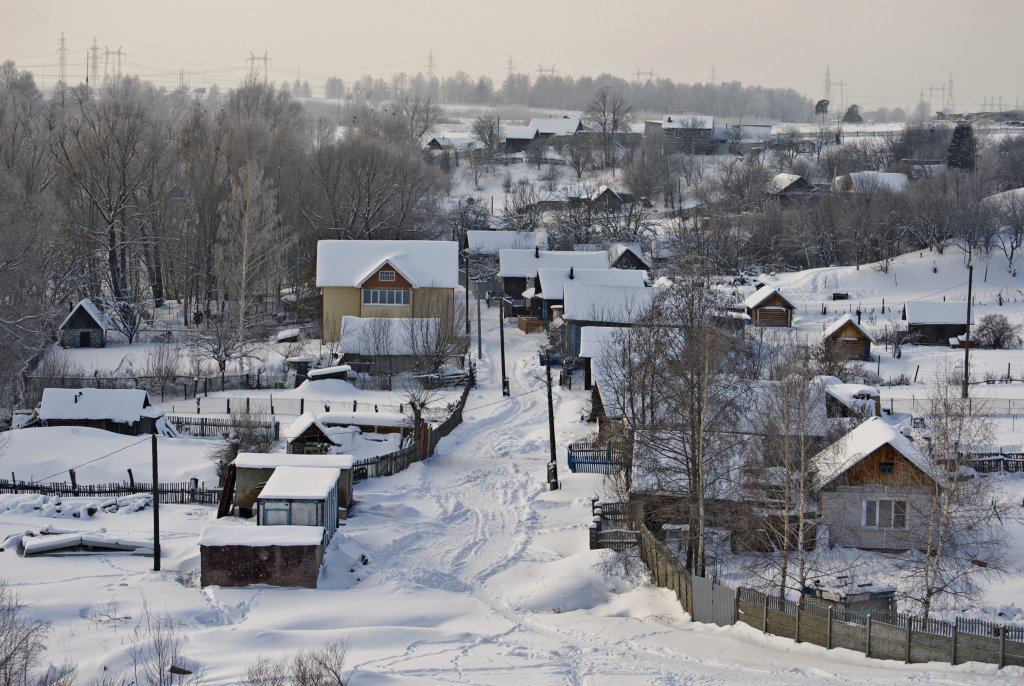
top-left (36, 388), bottom-right (167, 436)
top-left (58, 298), bottom-right (110, 348)
top-left (903, 301), bottom-right (973, 345)
top-left (822, 314), bottom-right (874, 361)
top-left (744, 286), bottom-right (796, 327)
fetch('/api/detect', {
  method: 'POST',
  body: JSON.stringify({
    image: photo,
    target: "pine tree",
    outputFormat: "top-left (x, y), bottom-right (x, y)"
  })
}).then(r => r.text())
top-left (947, 121), bottom-right (977, 170)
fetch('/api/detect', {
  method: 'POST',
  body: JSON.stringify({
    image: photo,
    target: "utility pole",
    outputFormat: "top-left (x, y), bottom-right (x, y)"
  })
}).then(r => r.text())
top-left (545, 358), bottom-right (560, 491)
top-left (962, 264), bottom-right (974, 399)
top-left (464, 252), bottom-right (471, 335)
top-left (499, 298), bottom-right (509, 396)
top-left (476, 288), bottom-right (482, 360)
top-left (151, 433), bottom-right (161, 571)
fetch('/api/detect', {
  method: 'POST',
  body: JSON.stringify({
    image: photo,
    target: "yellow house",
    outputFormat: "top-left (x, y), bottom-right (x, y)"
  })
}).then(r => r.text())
top-left (316, 240), bottom-right (459, 342)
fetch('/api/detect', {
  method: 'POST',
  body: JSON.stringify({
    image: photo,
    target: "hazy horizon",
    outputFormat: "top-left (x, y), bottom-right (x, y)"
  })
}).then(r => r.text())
top-left (3, 0), bottom-right (1023, 116)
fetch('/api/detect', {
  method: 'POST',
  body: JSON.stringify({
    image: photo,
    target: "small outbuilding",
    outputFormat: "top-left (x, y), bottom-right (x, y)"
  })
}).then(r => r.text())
top-left (59, 298), bottom-right (110, 348)
top-left (200, 524), bottom-right (326, 588)
top-left (903, 301), bottom-right (973, 345)
top-left (823, 314), bottom-right (874, 361)
top-left (231, 452), bottom-right (355, 516)
top-left (257, 466), bottom-right (342, 537)
top-left (744, 286), bottom-right (796, 327)
top-left (282, 410), bottom-right (413, 455)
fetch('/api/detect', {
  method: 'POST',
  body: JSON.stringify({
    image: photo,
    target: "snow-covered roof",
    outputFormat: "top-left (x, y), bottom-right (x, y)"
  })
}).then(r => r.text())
top-left (233, 452), bottom-right (355, 471)
top-left (498, 249), bottom-right (609, 278)
top-left (316, 240), bottom-right (459, 288)
top-left (767, 173), bottom-right (808, 194)
top-left (563, 284), bottom-right (656, 323)
top-left (905, 301), bottom-right (973, 325)
top-left (743, 285), bottom-right (794, 310)
top-left (38, 388), bottom-right (161, 423)
top-left (661, 114), bottom-right (713, 130)
top-left (58, 298), bottom-right (111, 331)
top-left (812, 417), bottom-right (937, 491)
top-left (426, 135), bottom-right (476, 150)
top-left (837, 171), bottom-right (910, 193)
top-left (258, 466), bottom-right (341, 500)
top-left (339, 316), bottom-right (440, 356)
top-left (200, 524), bottom-right (326, 547)
top-left (535, 268), bottom-right (646, 301)
top-left (823, 314), bottom-right (875, 343)
top-left (528, 117), bottom-right (582, 135)
top-left (281, 411), bottom-right (360, 443)
top-left (737, 124), bottom-right (772, 141)
top-left (305, 365), bottom-right (352, 379)
top-left (578, 326), bottom-right (622, 358)
top-left (607, 242), bottom-right (651, 269)
top-left (503, 125), bottom-right (538, 141)
top-left (983, 186), bottom-right (1024, 208)
top-left (466, 230), bottom-right (547, 254)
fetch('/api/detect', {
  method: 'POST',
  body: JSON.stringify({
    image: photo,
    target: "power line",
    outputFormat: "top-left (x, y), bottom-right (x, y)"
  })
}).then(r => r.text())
top-left (24, 436), bottom-right (152, 485)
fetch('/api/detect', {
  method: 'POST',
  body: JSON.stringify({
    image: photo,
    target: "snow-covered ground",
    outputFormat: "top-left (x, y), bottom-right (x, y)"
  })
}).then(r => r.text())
top-left (2, 293), bottom-right (1023, 683)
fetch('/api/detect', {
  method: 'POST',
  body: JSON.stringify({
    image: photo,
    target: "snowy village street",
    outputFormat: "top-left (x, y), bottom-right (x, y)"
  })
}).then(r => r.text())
top-left (156, 306), bottom-right (1024, 683)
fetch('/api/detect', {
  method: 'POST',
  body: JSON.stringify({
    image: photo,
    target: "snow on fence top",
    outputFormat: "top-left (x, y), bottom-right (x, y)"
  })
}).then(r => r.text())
top-left (466, 230), bottom-right (546, 254)
top-left (563, 283), bottom-right (655, 322)
top-left (536, 268), bottom-right (646, 301)
top-left (233, 452), bottom-right (355, 471)
top-left (200, 524), bottom-right (326, 547)
top-left (38, 388), bottom-right (162, 423)
top-left (498, 249), bottom-right (608, 278)
top-left (812, 417), bottom-right (936, 490)
top-left (316, 240), bottom-right (459, 288)
top-left (258, 466), bottom-right (341, 501)
top-left (904, 301), bottom-right (974, 325)
top-left (338, 316), bottom-right (440, 356)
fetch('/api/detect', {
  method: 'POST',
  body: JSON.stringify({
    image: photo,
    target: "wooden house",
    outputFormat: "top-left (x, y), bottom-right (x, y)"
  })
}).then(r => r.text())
top-left (497, 247), bottom-right (608, 304)
top-left (59, 298), bottom-right (110, 348)
top-left (531, 267), bottom-right (644, 320)
top-left (231, 452), bottom-right (355, 515)
top-left (200, 524), bottom-right (327, 588)
top-left (338, 315), bottom-right (455, 375)
top-left (903, 301), bottom-right (972, 346)
top-left (644, 114), bottom-right (721, 154)
top-left (607, 243), bottom-right (652, 271)
top-left (812, 417), bottom-right (939, 551)
top-left (316, 240), bottom-right (458, 343)
top-left (503, 125), bottom-right (539, 153)
top-left (527, 116), bottom-right (584, 139)
top-left (36, 388), bottom-right (166, 436)
top-left (744, 286), bottom-right (796, 327)
top-left (563, 283), bottom-right (656, 360)
top-left (832, 171), bottom-right (909, 194)
top-left (765, 173), bottom-right (816, 203)
top-left (823, 314), bottom-right (873, 361)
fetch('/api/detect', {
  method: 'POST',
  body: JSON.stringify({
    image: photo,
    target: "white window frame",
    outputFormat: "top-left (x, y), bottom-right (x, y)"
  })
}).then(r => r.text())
top-left (362, 288), bottom-right (411, 306)
top-left (863, 499), bottom-right (908, 529)
top-left (378, 270), bottom-right (396, 282)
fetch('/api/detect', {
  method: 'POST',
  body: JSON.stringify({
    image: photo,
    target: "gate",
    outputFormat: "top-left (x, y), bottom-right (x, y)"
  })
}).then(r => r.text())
top-left (691, 573), bottom-right (737, 627)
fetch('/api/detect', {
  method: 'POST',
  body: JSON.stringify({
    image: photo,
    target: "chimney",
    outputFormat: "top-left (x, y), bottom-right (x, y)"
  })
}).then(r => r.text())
top-left (534, 245), bottom-right (540, 258)
top-left (569, 267), bottom-right (574, 280)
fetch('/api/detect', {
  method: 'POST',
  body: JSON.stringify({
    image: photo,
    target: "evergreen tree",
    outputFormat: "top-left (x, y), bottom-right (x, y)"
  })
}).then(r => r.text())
top-left (947, 121), bottom-right (977, 170)
top-left (841, 104), bottom-right (863, 124)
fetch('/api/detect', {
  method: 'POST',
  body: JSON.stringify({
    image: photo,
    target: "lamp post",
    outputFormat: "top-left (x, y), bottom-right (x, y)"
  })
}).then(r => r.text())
top-left (499, 297), bottom-right (510, 396)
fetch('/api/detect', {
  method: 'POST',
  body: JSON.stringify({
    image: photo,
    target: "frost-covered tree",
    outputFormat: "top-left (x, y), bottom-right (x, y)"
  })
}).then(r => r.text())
top-left (946, 121), bottom-right (977, 171)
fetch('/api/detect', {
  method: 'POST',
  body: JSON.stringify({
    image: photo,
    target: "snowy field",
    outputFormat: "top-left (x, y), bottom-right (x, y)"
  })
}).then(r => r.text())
top-left (3, 292), bottom-right (1024, 683)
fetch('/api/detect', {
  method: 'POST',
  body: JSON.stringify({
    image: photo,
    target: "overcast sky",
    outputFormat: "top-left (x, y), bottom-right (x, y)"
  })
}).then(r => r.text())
top-left (3, 0), bottom-right (1022, 115)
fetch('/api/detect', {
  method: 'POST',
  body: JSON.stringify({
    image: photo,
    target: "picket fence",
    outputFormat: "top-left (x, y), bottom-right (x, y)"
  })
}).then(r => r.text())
top-left (588, 498), bottom-right (1024, 669)
top-left (0, 478), bottom-right (220, 505)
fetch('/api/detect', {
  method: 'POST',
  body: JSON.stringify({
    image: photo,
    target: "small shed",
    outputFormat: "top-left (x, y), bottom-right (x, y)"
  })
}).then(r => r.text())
top-left (282, 411), bottom-right (413, 455)
top-left (37, 388), bottom-right (166, 436)
top-left (200, 524), bottom-right (326, 588)
top-left (903, 301), bottom-right (973, 345)
top-left (257, 466), bottom-right (341, 537)
top-left (823, 314), bottom-right (873, 361)
top-left (744, 286), bottom-right (796, 327)
top-left (232, 452), bottom-right (354, 516)
top-left (59, 298), bottom-right (110, 348)
top-left (285, 355), bottom-right (319, 388)
top-left (305, 364), bottom-right (352, 382)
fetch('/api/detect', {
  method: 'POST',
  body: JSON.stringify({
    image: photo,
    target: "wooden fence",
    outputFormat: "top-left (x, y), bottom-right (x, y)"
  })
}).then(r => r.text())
top-left (0, 478), bottom-right (220, 505)
top-left (966, 452), bottom-right (1024, 474)
top-left (167, 414), bottom-right (279, 439)
top-left (353, 380), bottom-right (472, 484)
top-left (24, 372), bottom-right (287, 405)
top-left (588, 497), bottom-right (1024, 669)
top-left (567, 441), bottom-right (628, 474)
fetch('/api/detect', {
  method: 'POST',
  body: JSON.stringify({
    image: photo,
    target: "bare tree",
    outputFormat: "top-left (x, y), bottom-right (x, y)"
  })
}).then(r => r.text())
top-left (583, 86), bottom-right (634, 170)
top-left (394, 94), bottom-right (441, 143)
top-left (243, 640), bottom-right (348, 686)
top-left (471, 114), bottom-right (503, 160)
top-left (0, 579), bottom-right (53, 686)
top-left (560, 134), bottom-right (594, 180)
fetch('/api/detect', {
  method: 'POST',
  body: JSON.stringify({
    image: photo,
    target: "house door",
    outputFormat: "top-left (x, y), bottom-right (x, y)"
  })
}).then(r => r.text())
top-left (79, 331), bottom-right (91, 347)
